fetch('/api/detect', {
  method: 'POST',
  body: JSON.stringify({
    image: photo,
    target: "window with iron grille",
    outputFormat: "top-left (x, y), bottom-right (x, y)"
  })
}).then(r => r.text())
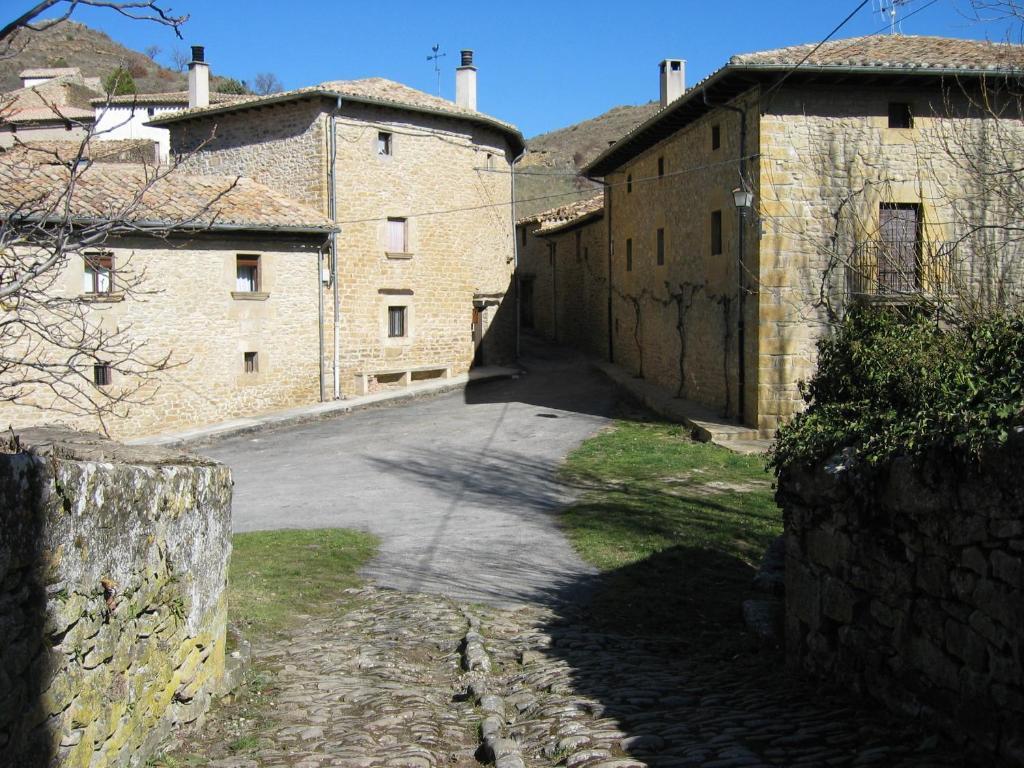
top-left (93, 363), bottom-right (111, 387)
top-left (83, 252), bottom-right (113, 294)
top-left (657, 228), bottom-right (665, 266)
top-left (711, 211), bottom-right (723, 255)
top-left (386, 218), bottom-right (408, 253)
top-left (244, 351), bottom-right (258, 373)
top-left (236, 255), bottom-right (259, 292)
top-left (388, 306), bottom-right (407, 338)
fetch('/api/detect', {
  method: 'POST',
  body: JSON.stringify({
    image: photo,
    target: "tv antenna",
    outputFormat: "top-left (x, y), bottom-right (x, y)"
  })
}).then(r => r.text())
top-left (427, 44), bottom-right (446, 96)
top-left (876, 0), bottom-right (912, 35)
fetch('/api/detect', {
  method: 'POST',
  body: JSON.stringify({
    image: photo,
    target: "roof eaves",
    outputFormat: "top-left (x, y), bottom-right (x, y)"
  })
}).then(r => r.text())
top-left (535, 208), bottom-right (604, 236)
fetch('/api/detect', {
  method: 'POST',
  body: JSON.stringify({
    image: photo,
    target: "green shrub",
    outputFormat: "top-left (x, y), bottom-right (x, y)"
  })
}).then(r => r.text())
top-left (769, 307), bottom-right (1024, 473)
top-left (103, 67), bottom-right (137, 96)
top-left (215, 77), bottom-right (250, 95)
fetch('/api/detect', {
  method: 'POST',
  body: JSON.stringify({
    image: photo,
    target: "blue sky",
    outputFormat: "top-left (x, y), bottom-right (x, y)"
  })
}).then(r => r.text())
top-left (61, 0), bottom-right (1017, 137)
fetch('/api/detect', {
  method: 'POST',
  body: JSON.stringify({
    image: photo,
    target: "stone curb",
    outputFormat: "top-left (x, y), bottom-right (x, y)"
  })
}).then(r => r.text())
top-left (459, 608), bottom-right (527, 768)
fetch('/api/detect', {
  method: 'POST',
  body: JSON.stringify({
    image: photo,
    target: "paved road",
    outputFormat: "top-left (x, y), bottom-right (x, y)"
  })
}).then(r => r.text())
top-left (200, 341), bottom-right (617, 606)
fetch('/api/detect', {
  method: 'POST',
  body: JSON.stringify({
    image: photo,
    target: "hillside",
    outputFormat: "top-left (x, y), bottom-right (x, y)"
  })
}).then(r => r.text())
top-left (0, 20), bottom-right (238, 95)
top-left (516, 102), bottom-right (660, 218)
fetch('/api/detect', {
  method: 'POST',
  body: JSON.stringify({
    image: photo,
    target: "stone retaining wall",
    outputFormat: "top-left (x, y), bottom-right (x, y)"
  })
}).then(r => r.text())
top-left (0, 427), bottom-right (232, 767)
top-left (779, 445), bottom-right (1024, 765)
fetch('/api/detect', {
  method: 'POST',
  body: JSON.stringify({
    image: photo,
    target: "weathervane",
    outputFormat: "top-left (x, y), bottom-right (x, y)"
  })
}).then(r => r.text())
top-left (427, 44), bottom-right (447, 96)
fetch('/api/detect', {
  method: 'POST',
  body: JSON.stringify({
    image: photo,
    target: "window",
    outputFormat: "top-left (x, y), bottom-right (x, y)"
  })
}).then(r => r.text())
top-left (243, 351), bottom-right (258, 373)
top-left (486, 152), bottom-right (494, 169)
top-left (93, 363), bottom-right (111, 387)
top-left (386, 218), bottom-right (408, 253)
top-left (877, 203), bottom-right (922, 293)
top-left (626, 238), bottom-right (633, 272)
top-left (657, 228), bottom-right (665, 266)
top-left (521, 226), bottom-right (527, 247)
top-left (888, 102), bottom-right (913, 129)
top-left (712, 124), bottom-right (721, 150)
top-left (627, 174), bottom-right (633, 193)
top-left (377, 131), bottom-right (392, 156)
top-left (584, 246), bottom-right (589, 262)
top-left (146, 107), bottom-right (156, 117)
top-left (658, 157), bottom-right (665, 178)
top-left (83, 252), bottom-right (113, 294)
top-left (388, 306), bottom-right (407, 338)
top-left (711, 210), bottom-right (723, 255)
top-left (236, 255), bottom-right (259, 292)
top-left (575, 231), bottom-right (582, 261)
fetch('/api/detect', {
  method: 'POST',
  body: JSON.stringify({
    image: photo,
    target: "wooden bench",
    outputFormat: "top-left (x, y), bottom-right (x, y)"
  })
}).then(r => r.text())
top-left (355, 364), bottom-right (453, 395)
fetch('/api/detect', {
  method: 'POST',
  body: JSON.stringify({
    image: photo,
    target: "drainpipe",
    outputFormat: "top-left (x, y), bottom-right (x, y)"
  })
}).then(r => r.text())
top-left (704, 89), bottom-right (748, 424)
top-left (510, 146), bottom-right (527, 360)
top-left (317, 241), bottom-right (326, 402)
top-left (605, 180), bottom-right (614, 363)
top-left (329, 97), bottom-right (342, 400)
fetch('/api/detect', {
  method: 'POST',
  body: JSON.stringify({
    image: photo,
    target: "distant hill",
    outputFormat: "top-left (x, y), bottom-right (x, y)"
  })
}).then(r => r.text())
top-left (516, 102), bottom-right (660, 219)
top-left (0, 20), bottom-right (240, 95)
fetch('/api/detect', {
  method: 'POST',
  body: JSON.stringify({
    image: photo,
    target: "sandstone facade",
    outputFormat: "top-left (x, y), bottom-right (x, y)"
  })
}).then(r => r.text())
top-left (166, 87), bottom-right (522, 398)
top-left (0, 427), bottom-right (232, 767)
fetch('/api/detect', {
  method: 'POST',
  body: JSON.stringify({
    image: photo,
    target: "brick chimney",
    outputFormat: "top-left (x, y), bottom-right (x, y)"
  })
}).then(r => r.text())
top-left (659, 59), bottom-right (686, 108)
top-left (455, 49), bottom-right (477, 111)
top-left (188, 45), bottom-right (209, 109)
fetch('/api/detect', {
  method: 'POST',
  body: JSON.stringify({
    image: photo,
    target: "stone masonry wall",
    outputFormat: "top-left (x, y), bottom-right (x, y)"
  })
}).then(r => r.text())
top-left (757, 83), bottom-right (1024, 433)
top-left (780, 447), bottom-right (1024, 765)
top-left (0, 234), bottom-right (324, 440)
top-left (604, 90), bottom-right (760, 424)
top-left (0, 427), bottom-right (232, 767)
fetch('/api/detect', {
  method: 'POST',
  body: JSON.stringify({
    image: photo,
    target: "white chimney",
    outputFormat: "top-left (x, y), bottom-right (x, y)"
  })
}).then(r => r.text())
top-left (455, 49), bottom-right (477, 111)
top-left (660, 59), bottom-right (686, 108)
top-left (188, 45), bottom-right (209, 109)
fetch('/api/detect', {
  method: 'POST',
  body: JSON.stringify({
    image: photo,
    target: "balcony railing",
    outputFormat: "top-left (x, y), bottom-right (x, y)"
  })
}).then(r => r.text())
top-left (847, 240), bottom-right (959, 299)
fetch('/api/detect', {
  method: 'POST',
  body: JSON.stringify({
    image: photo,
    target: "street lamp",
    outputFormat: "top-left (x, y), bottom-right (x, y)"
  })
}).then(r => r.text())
top-left (731, 186), bottom-right (753, 425)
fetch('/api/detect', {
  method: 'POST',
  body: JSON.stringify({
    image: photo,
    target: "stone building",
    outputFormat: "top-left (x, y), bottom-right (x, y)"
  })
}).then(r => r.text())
top-left (516, 195), bottom-right (606, 357)
top-left (150, 50), bottom-right (525, 399)
top-left (1, 68), bottom-right (101, 146)
top-left (580, 35), bottom-right (1024, 434)
top-left (0, 150), bottom-right (334, 439)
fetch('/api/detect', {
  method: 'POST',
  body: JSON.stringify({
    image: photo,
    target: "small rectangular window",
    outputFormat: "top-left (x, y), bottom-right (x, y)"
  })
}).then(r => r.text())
top-left (378, 131), bottom-right (392, 155)
top-left (83, 252), bottom-right (113, 294)
top-left (627, 174), bottom-right (633, 193)
top-left (93, 363), bottom-right (111, 387)
top-left (244, 351), bottom-right (258, 373)
top-left (626, 238), bottom-right (633, 272)
top-left (548, 241), bottom-right (556, 266)
top-left (236, 255), bottom-right (259, 292)
top-left (388, 306), bottom-right (407, 338)
top-left (712, 124), bottom-right (721, 150)
top-left (711, 211), bottom-right (723, 255)
top-left (584, 246), bottom-right (589, 262)
top-left (657, 228), bottom-right (665, 266)
top-left (521, 226), bottom-right (527, 247)
top-left (888, 102), bottom-right (913, 129)
top-left (386, 217), bottom-right (408, 253)
top-left (658, 157), bottom-right (665, 178)
top-left (575, 230), bottom-right (582, 261)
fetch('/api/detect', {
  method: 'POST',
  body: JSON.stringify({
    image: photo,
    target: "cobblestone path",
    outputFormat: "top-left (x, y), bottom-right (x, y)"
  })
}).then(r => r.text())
top-left (173, 586), bottom-right (975, 768)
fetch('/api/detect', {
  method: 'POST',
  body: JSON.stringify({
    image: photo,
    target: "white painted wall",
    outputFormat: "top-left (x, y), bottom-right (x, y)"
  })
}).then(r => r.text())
top-left (93, 104), bottom-right (183, 161)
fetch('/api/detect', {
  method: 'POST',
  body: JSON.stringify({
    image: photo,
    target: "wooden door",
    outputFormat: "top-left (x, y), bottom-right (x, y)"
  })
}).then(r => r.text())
top-left (879, 204), bottom-right (921, 293)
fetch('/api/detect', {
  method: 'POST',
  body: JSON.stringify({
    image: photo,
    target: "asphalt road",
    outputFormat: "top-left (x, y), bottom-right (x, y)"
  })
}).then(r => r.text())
top-left (199, 341), bottom-right (619, 606)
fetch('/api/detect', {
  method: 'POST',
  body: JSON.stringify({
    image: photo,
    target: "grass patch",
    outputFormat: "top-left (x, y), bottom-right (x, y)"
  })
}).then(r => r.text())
top-left (229, 528), bottom-right (378, 638)
top-left (560, 419), bottom-right (781, 641)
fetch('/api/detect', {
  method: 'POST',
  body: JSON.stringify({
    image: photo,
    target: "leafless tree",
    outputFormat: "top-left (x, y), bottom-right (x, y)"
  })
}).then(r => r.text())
top-left (0, 3), bottom-right (231, 431)
top-left (169, 46), bottom-right (188, 72)
top-left (143, 43), bottom-right (161, 60)
top-left (253, 72), bottom-right (283, 96)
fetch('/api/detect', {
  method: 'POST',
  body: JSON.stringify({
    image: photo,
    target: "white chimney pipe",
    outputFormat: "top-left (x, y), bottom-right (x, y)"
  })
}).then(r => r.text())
top-left (660, 59), bottom-right (686, 108)
top-left (188, 45), bottom-right (209, 109)
top-left (455, 49), bottom-right (477, 111)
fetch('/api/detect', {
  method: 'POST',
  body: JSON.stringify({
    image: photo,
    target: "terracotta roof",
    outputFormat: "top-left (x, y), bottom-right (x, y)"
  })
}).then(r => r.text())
top-left (519, 194), bottom-right (604, 234)
top-left (2, 76), bottom-right (100, 124)
top-left (586, 34), bottom-right (1024, 177)
top-left (147, 77), bottom-right (525, 153)
top-left (90, 90), bottom-right (246, 107)
top-left (2, 139), bottom-right (159, 164)
top-left (0, 155), bottom-right (335, 234)
top-left (730, 34), bottom-right (1024, 72)
top-left (19, 67), bottom-right (83, 79)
